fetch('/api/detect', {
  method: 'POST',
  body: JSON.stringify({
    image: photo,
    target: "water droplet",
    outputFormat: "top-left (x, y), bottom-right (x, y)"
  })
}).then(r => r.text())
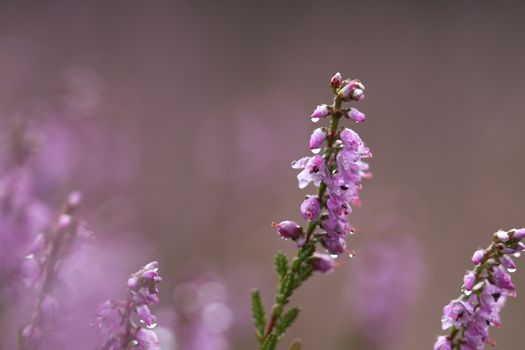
top-left (311, 117), bottom-right (320, 123)
top-left (146, 322), bottom-right (157, 329)
top-left (462, 288), bottom-right (472, 296)
top-left (330, 254), bottom-right (338, 259)
top-left (514, 252), bottom-right (521, 258)
top-left (348, 251), bottom-right (356, 259)
top-left (311, 148), bottom-right (321, 154)
top-left (507, 267), bottom-right (517, 273)
top-left (25, 254), bottom-right (34, 260)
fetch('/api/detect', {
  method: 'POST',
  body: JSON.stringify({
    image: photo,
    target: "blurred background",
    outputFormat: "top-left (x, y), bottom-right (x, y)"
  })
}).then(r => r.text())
top-left (1, 0), bottom-right (525, 349)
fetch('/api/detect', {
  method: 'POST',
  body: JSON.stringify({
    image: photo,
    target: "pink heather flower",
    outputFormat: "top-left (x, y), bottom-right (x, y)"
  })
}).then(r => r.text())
top-left (495, 229), bottom-right (509, 242)
top-left (300, 196), bottom-right (321, 221)
top-left (337, 80), bottom-right (365, 101)
top-left (436, 229), bottom-right (525, 348)
top-left (514, 228), bottom-right (525, 239)
top-left (136, 328), bottom-right (160, 350)
top-left (433, 336), bottom-right (452, 350)
top-left (501, 255), bottom-right (516, 271)
top-left (273, 221), bottom-right (302, 240)
top-left (471, 249), bottom-right (485, 265)
top-left (98, 261), bottom-right (162, 350)
top-left (310, 253), bottom-right (335, 273)
top-left (291, 155), bottom-right (327, 189)
top-left (442, 299), bottom-right (473, 330)
top-left (321, 235), bottom-right (346, 256)
top-left (310, 104), bottom-right (330, 121)
top-left (347, 107), bottom-right (366, 123)
top-left (463, 271), bottom-right (476, 291)
top-left (19, 192), bottom-right (85, 348)
top-left (330, 72), bottom-right (342, 89)
top-left (309, 128), bottom-right (326, 153)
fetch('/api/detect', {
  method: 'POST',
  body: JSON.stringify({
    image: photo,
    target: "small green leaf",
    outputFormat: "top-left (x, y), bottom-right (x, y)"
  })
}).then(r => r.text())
top-left (251, 289), bottom-right (267, 340)
top-left (261, 334), bottom-right (278, 350)
top-left (275, 252), bottom-right (289, 281)
top-left (295, 265), bottom-right (314, 288)
top-left (275, 307), bottom-right (301, 337)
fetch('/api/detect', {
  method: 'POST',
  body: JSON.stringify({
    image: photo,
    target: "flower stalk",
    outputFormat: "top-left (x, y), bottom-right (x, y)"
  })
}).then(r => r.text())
top-left (251, 73), bottom-right (372, 350)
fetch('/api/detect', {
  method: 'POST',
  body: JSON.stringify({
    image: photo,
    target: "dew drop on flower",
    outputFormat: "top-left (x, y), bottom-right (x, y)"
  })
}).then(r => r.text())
top-left (461, 287), bottom-right (472, 296)
top-left (514, 252), bottom-right (521, 258)
top-left (311, 148), bottom-right (321, 154)
top-left (311, 117), bottom-right (320, 123)
top-left (507, 267), bottom-right (517, 273)
top-left (330, 254), bottom-right (339, 259)
top-left (348, 251), bottom-right (356, 259)
top-left (146, 322), bottom-right (157, 329)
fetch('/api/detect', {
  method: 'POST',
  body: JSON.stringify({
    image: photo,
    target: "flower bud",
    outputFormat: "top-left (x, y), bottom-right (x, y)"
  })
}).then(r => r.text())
top-left (67, 191), bottom-right (82, 209)
top-left (322, 235), bottom-right (346, 256)
top-left (300, 196), bottom-right (321, 221)
top-left (501, 255), bottom-right (516, 271)
top-left (338, 80), bottom-right (365, 101)
top-left (471, 249), bottom-right (485, 265)
top-left (309, 128), bottom-right (326, 153)
top-left (137, 305), bottom-right (157, 328)
top-left (310, 253), bottom-right (335, 273)
top-left (495, 230), bottom-right (509, 242)
top-left (330, 72), bottom-right (342, 89)
top-left (273, 221), bottom-right (302, 240)
top-left (135, 328), bottom-right (160, 350)
top-left (514, 228), bottom-right (525, 239)
top-left (57, 214), bottom-right (72, 231)
top-left (463, 271), bottom-right (476, 291)
top-left (347, 108), bottom-right (366, 123)
top-left (310, 104), bottom-right (330, 121)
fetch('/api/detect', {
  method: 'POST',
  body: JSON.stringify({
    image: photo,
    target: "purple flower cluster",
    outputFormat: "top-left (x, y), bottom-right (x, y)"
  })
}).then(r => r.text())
top-left (435, 228), bottom-right (525, 350)
top-left (97, 261), bottom-right (162, 350)
top-left (275, 72), bottom-right (371, 269)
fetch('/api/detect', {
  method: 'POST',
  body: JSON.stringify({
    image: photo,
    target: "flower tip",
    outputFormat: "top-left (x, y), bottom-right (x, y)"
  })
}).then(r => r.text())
top-left (57, 214), bottom-right (73, 230)
top-left (330, 72), bottom-right (342, 88)
top-left (471, 249), bottom-right (485, 265)
top-left (67, 190), bottom-right (82, 209)
top-left (310, 104), bottom-right (330, 120)
top-left (514, 228), bottom-right (525, 239)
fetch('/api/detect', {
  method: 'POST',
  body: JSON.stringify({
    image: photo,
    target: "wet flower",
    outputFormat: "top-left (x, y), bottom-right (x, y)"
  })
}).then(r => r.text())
top-left (256, 72), bottom-right (372, 348)
top-left (97, 261), bottom-right (162, 350)
top-left (291, 155), bottom-right (327, 189)
top-left (330, 72), bottom-right (342, 89)
top-left (310, 253), bottom-right (335, 273)
top-left (273, 221), bottom-right (302, 240)
top-left (309, 128), bottom-right (326, 152)
top-left (310, 104), bottom-right (330, 121)
top-left (300, 196), bottom-right (321, 221)
top-left (433, 336), bottom-right (451, 350)
top-left (435, 228), bottom-right (525, 349)
top-left (347, 107), bottom-right (366, 123)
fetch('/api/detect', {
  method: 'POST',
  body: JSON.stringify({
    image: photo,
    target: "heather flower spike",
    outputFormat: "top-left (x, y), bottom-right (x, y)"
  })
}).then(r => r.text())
top-left (19, 191), bottom-right (83, 350)
top-left (97, 261), bottom-right (162, 350)
top-left (434, 228), bottom-right (525, 350)
top-left (251, 73), bottom-right (372, 350)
